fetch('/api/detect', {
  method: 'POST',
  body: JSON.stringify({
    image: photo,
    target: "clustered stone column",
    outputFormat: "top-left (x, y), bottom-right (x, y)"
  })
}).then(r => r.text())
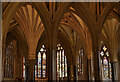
top-left (93, 42), bottom-right (100, 80)
top-left (111, 61), bottom-right (119, 81)
top-left (118, 51), bottom-right (120, 81)
top-left (74, 65), bottom-right (77, 81)
top-left (87, 58), bottom-right (92, 80)
top-left (25, 60), bottom-right (28, 81)
top-left (110, 49), bottom-right (119, 81)
top-left (85, 45), bottom-right (94, 80)
top-left (70, 65), bottom-right (74, 80)
top-left (47, 44), bottom-right (56, 80)
top-left (27, 55), bottom-right (36, 81)
top-left (0, 1), bottom-right (2, 81)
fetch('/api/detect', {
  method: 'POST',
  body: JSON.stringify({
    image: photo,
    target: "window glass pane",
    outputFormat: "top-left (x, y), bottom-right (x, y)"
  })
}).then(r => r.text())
top-left (36, 45), bottom-right (46, 79)
top-left (35, 65), bottom-right (37, 78)
top-left (57, 44), bottom-right (67, 78)
top-left (65, 56), bottom-right (67, 77)
top-left (103, 46), bottom-right (107, 52)
top-left (103, 57), bottom-right (108, 79)
top-left (77, 49), bottom-right (83, 75)
top-left (5, 40), bottom-right (15, 78)
top-left (100, 46), bottom-right (112, 80)
top-left (62, 50), bottom-right (64, 77)
top-left (38, 52), bottom-right (41, 65)
top-left (57, 51), bottom-right (60, 77)
top-left (23, 58), bottom-right (25, 78)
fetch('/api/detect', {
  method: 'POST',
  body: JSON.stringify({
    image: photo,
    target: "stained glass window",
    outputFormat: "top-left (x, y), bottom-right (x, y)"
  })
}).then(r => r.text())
top-left (77, 49), bottom-right (84, 75)
top-left (57, 44), bottom-right (67, 78)
top-left (4, 40), bottom-right (15, 78)
top-left (99, 45), bottom-right (112, 80)
top-left (35, 45), bottom-right (46, 79)
top-left (23, 57), bottom-right (25, 79)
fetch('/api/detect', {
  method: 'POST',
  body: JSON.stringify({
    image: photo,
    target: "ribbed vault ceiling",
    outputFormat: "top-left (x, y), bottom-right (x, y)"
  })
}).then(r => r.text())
top-left (15, 4), bottom-right (44, 55)
top-left (2, 2), bottom-right (120, 61)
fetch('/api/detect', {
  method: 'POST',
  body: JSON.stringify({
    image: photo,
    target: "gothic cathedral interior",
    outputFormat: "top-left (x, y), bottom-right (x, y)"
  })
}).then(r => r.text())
top-left (1, 1), bottom-right (120, 81)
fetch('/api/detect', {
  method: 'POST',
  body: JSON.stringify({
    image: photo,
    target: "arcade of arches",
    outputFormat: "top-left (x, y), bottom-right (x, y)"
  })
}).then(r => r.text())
top-left (1, 2), bottom-right (120, 81)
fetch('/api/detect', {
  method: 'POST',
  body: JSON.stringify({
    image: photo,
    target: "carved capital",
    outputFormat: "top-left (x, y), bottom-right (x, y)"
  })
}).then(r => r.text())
top-left (28, 54), bottom-right (36, 59)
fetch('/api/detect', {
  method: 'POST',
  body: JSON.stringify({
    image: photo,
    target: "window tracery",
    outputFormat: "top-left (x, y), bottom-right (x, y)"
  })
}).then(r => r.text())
top-left (4, 40), bottom-right (16, 78)
top-left (56, 44), bottom-right (67, 78)
top-left (100, 45), bottom-right (112, 80)
top-left (77, 49), bottom-right (84, 75)
top-left (35, 45), bottom-right (47, 79)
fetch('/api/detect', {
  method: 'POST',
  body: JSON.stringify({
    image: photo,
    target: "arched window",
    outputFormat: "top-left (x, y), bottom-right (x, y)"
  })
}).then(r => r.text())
top-left (4, 40), bottom-right (16, 78)
top-left (35, 45), bottom-right (46, 79)
top-left (56, 44), bottom-right (67, 78)
top-left (100, 45), bottom-right (112, 80)
top-left (77, 49), bottom-right (83, 75)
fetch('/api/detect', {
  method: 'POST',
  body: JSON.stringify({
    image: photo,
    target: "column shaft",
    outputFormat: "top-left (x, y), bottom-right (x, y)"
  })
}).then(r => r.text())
top-left (112, 62), bottom-right (118, 81)
top-left (47, 45), bottom-right (56, 80)
top-left (74, 66), bottom-right (77, 81)
top-left (28, 59), bottom-right (35, 81)
top-left (70, 65), bottom-right (74, 80)
top-left (0, 1), bottom-right (2, 81)
top-left (118, 51), bottom-right (120, 81)
top-left (87, 59), bottom-right (92, 80)
top-left (25, 65), bottom-right (28, 81)
top-left (93, 47), bottom-right (100, 80)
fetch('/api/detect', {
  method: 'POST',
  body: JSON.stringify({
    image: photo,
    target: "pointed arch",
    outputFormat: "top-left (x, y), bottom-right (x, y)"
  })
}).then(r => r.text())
top-left (97, 2), bottom-right (116, 35)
